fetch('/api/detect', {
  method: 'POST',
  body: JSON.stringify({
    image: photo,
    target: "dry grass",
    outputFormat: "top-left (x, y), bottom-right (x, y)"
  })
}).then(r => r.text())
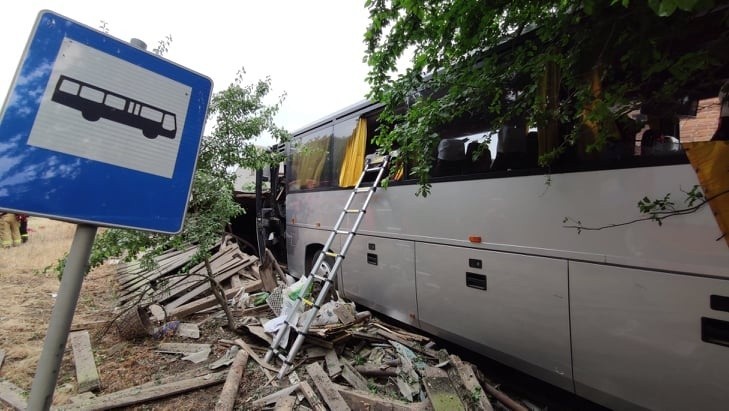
top-left (0, 218), bottom-right (267, 410)
top-left (0, 218), bottom-right (119, 405)
top-left (0, 218), bottom-right (76, 390)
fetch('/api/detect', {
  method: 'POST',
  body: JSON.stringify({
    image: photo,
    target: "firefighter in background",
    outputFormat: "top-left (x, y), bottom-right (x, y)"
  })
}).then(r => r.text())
top-left (17, 213), bottom-right (29, 243)
top-left (0, 211), bottom-right (22, 247)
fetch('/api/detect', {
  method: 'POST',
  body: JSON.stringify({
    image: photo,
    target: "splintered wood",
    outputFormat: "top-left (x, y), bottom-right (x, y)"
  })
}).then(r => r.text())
top-left (114, 237), bottom-right (262, 321)
top-left (90, 238), bottom-right (516, 410)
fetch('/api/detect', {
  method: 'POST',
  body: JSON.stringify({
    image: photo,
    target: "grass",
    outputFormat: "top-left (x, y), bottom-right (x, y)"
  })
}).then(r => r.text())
top-left (0, 218), bottom-right (117, 404)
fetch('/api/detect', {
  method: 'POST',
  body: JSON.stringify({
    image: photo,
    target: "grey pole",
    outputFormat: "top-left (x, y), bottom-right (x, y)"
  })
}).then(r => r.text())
top-left (27, 224), bottom-right (98, 411)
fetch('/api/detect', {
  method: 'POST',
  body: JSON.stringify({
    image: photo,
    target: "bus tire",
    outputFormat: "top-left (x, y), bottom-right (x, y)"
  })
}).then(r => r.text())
top-left (143, 129), bottom-right (158, 139)
top-left (307, 249), bottom-right (338, 298)
top-left (82, 111), bottom-right (100, 121)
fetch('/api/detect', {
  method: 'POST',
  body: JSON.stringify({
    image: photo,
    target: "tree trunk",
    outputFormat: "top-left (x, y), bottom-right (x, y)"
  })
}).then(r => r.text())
top-left (204, 257), bottom-right (236, 330)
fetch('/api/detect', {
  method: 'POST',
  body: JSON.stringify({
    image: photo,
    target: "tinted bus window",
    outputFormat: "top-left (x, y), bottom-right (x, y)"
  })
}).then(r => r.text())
top-left (289, 127), bottom-right (333, 191)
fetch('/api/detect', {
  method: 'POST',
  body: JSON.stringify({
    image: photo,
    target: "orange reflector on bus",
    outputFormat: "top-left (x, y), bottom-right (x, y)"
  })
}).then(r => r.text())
top-left (468, 235), bottom-right (482, 243)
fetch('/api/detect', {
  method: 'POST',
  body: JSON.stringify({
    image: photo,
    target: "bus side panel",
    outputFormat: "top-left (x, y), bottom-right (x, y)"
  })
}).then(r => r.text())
top-left (570, 261), bottom-right (729, 410)
top-left (341, 235), bottom-right (418, 327)
top-left (415, 243), bottom-right (573, 391)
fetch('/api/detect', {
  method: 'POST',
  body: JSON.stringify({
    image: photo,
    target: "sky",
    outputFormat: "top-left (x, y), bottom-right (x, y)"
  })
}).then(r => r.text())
top-left (0, 1), bottom-right (373, 143)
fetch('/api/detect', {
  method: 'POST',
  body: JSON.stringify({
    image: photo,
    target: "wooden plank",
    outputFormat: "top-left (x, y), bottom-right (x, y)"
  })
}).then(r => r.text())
top-left (69, 330), bottom-right (101, 393)
top-left (377, 329), bottom-right (438, 359)
top-left (274, 395), bottom-right (297, 410)
top-left (288, 371), bottom-right (306, 402)
top-left (165, 256), bottom-right (254, 310)
top-left (230, 274), bottom-right (242, 289)
top-left (214, 350), bottom-right (249, 411)
top-left (449, 355), bottom-right (493, 411)
top-left (244, 324), bottom-right (272, 345)
top-left (259, 258), bottom-right (278, 292)
top-left (324, 349), bottom-right (342, 377)
top-left (305, 362), bottom-right (351, 411)
top-left (355, 364), bottom-right (398, 378)
top-left (250, 383), bottom-right (301, 407)
top-left (0, 380), bottom-right (26, 411)
top-left (298, 381), bottom-right (327, 411)
top-left (234, 338), bottom-right (280, 373)
top-left (421, 366), bottom-right (465, 411)
top-left (167, 286), bottom-right (246, 319)
top-left (333, 383), bottom-right (428, 411)
top-left (157, 342), bottom-right (211, 354)
top-left (65, 372), bottom-right (227, 410)
top-left (340, 361), bottom-right (369, 392)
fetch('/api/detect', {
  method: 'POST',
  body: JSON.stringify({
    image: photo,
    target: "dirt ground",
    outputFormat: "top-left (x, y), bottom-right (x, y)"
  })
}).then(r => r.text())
top-left (0, 218), bottom-right (271, 410)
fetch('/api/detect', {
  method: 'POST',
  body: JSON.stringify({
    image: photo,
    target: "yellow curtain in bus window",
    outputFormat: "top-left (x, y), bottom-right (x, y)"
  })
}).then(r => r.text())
top-left (338, 118), bottom-right (367, 187)
top-left (684, 141), bottom-right (729, 248)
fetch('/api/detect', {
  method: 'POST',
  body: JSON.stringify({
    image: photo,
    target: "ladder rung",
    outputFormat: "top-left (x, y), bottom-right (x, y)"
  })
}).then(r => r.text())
top-left (324, 251), bottom-right (343, 259)
top-left (334, 230), bottom-right (351, 235)
top-left (344, 209), bottom-right (364, 214)
top-left (278, 353), bottom-right (288, 362)
top-left (313, 274), bottom-right (333, 283)
top-left (354, 187), bottom-right (371, 193)
top-left (364, 166), bottom-right (383, 173)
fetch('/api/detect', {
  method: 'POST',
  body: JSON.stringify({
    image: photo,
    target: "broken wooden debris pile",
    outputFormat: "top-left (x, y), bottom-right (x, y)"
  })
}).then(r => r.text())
top-left (45, 242), bottom-right (530, 410)
top-left (112, 236), bottom-right (276, 339)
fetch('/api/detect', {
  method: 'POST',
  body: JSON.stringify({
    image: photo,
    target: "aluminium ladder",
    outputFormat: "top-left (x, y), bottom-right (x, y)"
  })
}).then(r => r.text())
top-left (263, 152), bottom-right (391, 378)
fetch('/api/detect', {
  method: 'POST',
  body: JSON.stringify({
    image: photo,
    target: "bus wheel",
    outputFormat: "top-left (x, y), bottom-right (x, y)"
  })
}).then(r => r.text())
top-left (82, 111), bottom-right (100, 121)
top-left (143, 129), bottom-right (158, 139)
top-left (308, 249), bottom-right (338, 299)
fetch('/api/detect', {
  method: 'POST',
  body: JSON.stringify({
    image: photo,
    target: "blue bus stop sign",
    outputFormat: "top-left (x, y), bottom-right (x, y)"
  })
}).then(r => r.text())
top-left (0, 10), bottom-right (212, 233)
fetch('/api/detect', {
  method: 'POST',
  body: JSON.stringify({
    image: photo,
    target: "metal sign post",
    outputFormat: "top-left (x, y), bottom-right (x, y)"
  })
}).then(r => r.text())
top-left (27, 224), bottom-right (97, 410)
top-left (0, 10), bottom-right (212, 409)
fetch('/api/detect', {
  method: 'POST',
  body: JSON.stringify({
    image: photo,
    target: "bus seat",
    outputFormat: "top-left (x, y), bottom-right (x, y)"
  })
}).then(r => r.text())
top-left (466, 141), bottom-right (492, 173)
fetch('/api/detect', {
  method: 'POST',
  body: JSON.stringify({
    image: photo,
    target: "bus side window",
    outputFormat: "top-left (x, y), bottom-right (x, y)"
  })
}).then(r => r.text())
top-left (140, 106), bottom-right (163, 122)
top-left (79, 86), bottom-right (104, 103)
top-left (58, 78), bottom-right (80, 95)
top-left (104, 94), bottom-right (126, 110)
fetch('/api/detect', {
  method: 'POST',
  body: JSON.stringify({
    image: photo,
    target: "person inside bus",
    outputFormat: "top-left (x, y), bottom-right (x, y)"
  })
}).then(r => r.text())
top-left (433, 138), bottom-right (466, 177)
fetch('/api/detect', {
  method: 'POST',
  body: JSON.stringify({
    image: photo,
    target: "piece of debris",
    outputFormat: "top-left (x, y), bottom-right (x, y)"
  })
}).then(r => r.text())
top-left (250, 383), bottom-right (301, 408)
top-left (176, 322), bottom-right (200, 339)
top-left (449, 354), bottom-right (494, 411)
top-left (214, 350), bottom-right (249, 411)
top-left (421, 366), bottom-right (465, 410)
top-left (305, 362), bottom-right (351, 411)
top-left (63, 371), bottom-right (227, 410)
top-left (324, 349), bottom-right (342, 378)
top-left (0, 380), bottom-right (26, 411)
top-left (209, 346), bottom-right (240, 370)
top-left (69, 330), bottom-right (101, 393)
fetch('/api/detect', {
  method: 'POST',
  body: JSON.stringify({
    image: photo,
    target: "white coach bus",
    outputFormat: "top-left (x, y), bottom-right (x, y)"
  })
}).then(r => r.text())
top-left (278, 29), bottom-right (729, 411)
